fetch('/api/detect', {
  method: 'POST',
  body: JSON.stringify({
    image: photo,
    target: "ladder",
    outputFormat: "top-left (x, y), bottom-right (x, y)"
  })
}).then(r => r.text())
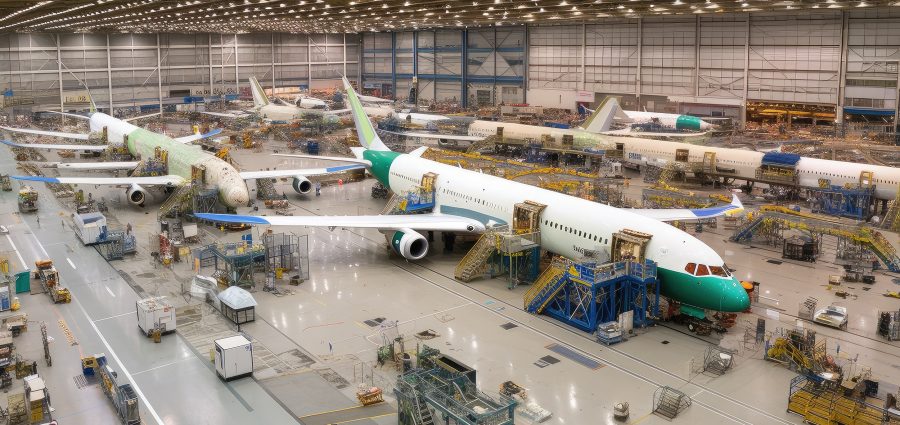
top-left (157, 184), bottom-right (195, 220)
top-left (380, 193), bottom-right (403, 215)
top-left (523, 261), bottom-right (568, 314)
top-left (454, 233), bottom-right (497, 282)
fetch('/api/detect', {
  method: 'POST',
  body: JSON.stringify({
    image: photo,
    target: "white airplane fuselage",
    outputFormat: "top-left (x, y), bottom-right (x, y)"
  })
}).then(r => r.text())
top-left (464, 120), bottom-right (900, 201)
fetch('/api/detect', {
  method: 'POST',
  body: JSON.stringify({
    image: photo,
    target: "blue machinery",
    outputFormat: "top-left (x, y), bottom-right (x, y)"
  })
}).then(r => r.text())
top-left (524, 260), bottom-right (660, 333)
top-left (810, 184), bottom-right (874, 220)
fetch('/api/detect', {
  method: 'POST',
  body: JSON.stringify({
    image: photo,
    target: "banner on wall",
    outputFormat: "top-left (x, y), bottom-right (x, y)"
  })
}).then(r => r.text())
top-left (575, 90), bottom-right (594, 103)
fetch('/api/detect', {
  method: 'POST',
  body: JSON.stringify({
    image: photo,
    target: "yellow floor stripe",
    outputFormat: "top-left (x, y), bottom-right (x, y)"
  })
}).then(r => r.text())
top-left (298, 404), bottom-right (365, 419)
top-left (331, 412), bottom-right (397, 424)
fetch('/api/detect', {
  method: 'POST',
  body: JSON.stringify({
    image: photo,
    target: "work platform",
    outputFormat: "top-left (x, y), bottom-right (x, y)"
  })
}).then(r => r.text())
top-left (524, 259), bottom-right (660, 333)
top-left (730, 206), bottom-right (900, 272)
top-left (395, 367), bottom-right (516, 425)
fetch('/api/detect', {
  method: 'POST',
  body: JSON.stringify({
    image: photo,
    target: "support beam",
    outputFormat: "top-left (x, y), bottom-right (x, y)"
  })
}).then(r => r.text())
top-left (461, 29), bottom-right (468, 108)
top-left (695, 15), bottom-right (701, 99)
top-left (837, 11), bottom-right (849, 132)
top-left (742, 16), bottom-right (751, 130)
top-left (106, 34), bottom-right (113, 114)
top-left (391, 32), bottom-right (397, 100)
top-left (157, 34), bottom-right (162, 113)
top-left (307, 35), bottom-right (312, 90)
top-left (56, 34), bottom-right (63, 116)
top-left (233, 34), bottom-right (239, 96)
top-left (636, 17), bottom-right (643, 104)
top-left (581, 23), bottom-right (587, 92)
top-left (208, 34), bottom-right (214, 97)
top-left (271, 33), bottom-right (276, 93)
top-left (342, 33), bottom-right (347, 79)
top-left (523, 24), bottom-right (529, 104)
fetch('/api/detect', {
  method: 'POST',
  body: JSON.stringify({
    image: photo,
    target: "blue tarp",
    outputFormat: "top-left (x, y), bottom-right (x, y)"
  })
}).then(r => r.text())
top-left (762, 151), bottom-right (801, 167)
top-left (844, 107), bottom-right (895, 116)
top-left (544, 122), bottom-right (570, 129)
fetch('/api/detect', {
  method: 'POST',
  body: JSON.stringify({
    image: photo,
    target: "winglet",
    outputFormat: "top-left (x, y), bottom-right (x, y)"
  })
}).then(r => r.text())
top-left (727, 193), bottom-right (744, 216)
top-left (341, 76), bottom-right (391, 152)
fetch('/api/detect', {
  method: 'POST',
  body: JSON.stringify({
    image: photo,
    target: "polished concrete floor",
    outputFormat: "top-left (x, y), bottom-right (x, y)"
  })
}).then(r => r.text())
top-left (3, 134), bottom-right (900, 424)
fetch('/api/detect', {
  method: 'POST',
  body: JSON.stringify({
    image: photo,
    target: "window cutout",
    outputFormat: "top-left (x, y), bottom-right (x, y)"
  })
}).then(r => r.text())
top-left (696, 265), bottom-right (710, 276)
top-left (684, 263), bottom-right (697, 275)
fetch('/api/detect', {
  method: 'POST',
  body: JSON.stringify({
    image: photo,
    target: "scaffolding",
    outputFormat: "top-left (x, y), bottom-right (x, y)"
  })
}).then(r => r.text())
top-left (524, 259), bottom-right (660, 332)
top-left (394, 367), bottom-right (516, 425)
top-left (787, 374), bottom-right (887, 425)
top-left (731, 206), bottom-right (900, 272)
top-left (193, 241), bottom-right (266, 287)
top-left (652, 386), bottom-right (691, 420)
top-left (810, 184), bottom-right (875, 221)
top-left (262, 231), bottom-right (309, 281)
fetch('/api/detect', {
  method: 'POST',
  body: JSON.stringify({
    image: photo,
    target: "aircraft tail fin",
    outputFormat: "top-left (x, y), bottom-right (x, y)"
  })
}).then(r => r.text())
top-left (342, 76), bottom-right (391, 152)
top-left (249, 76), bottom-right (270, 108)
top-left (580, 97), bottom-right (623, 133)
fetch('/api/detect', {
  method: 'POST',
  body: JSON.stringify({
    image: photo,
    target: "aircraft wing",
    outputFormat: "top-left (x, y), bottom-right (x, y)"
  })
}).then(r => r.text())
top-left (603, 128), bottom-right (710, 139)
top-left (326, 108), bottom-right (351, 115)
top-left (272, 153), bottom-right (373, 167)
top-left (174, 128), bottom-right (223, 144)
top-left (239, 164), bottom-right (366, 180)
top-left (12, 175), bottom-right (185, 187)
top-left (48, 161), bottom-right (140, 170)
top-left (0, 126), bottom-right (89, 140)
top-left (630, 194), bottom-right (744, 222)
top-left (200, 111), bottom-right (252, 119)
top-left (1, 139), bottom-right (106, 151)
top-left (194, 212), bottom-right (485, 233)
top-left (380, 130), bottom-right (484, 142)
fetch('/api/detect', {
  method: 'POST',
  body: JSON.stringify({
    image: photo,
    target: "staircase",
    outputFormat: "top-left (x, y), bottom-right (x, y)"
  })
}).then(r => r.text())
top-left (881, 199), bottom-right (899, 231)
top-left (730, 215), bottom-right (766, 242)
top-left (523, 261), bottom-right (568, 314)
top-left (866, 230), bottom-right (900, 272)
top-left (454, 233), bottom-right (497, 282)
top-left (652, 386), bottom-right (691, 420)
top-left (157, 184), bottom-right (195, 219)
top-left (413, 393), bottom-right (435, 425)
top-left (380, 193), bottom-right (403, 215)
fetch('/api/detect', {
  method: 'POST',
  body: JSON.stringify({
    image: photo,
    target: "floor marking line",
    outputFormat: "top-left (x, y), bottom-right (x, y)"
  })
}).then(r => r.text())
top-left (66, 257), bottom-right (76, 270)
top-left (133, 359), bottom-right (188, 376)
top-left (105, 286), bottom-right (115, 297)
top-left (331, 412), bottom-right (397, 424)
top-left (24, 221), bottom-right (164, 425)
top-left (4, 234), bottom-right (27, 269)
top-left (396, 261), bottom-right (777, 425)
top-left (93, 311), bottom-right (135, 323)
top-left (298, 404), bottom-right (368, 418)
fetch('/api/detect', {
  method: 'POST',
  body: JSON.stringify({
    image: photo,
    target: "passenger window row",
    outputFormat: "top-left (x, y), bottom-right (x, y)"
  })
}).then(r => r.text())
top-left (543, 219), bottom-right (608, 245)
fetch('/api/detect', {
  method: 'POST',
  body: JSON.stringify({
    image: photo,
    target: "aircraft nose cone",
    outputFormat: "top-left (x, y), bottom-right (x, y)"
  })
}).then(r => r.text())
top-left (226, 186), bottom-right (250, 208)
top-left (720, 278), bottom-right (751, 312)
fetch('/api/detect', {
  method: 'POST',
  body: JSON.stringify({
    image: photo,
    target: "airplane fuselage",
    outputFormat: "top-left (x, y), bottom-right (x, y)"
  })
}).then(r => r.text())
top-left (622, 111), bottom-right (713, 131)
top-left (465, 120), bottom-right (900, 201)
top-left (88, 113), bottom-right (249, 208)
top-left (363, 149), bottom-right (749, 312)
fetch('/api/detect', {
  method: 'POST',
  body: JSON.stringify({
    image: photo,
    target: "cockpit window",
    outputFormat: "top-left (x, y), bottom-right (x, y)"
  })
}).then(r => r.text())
top-left (684, 263), bottom-right (696, 275)
top-left (695, 265), bottom-right (710, 276)
top-left (709, 266), bottom-right (729, 277)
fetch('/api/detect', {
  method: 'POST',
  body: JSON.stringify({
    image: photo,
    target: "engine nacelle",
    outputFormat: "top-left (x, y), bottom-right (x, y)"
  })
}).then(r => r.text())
top-left (292, 176), bottom-right (313, 194)
top-left (390, 228), bottom-right (429, 261)
top-left (126, 183), bottom-right (147, 206)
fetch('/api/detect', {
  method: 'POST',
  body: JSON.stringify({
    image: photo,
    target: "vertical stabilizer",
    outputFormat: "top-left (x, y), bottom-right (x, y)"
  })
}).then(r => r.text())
top-left (249, 76), bottom-right (270, 108)
top-left (341, 76), bottom-right (391, 152)
top-left (580, 97), bottom-right (628, 133)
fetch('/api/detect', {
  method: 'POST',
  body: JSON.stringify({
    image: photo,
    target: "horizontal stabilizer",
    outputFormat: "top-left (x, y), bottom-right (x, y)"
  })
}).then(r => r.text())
top-left (12, 175), bottom-right (184, 187)
top-left (1, 139), bottom-right (106, 151)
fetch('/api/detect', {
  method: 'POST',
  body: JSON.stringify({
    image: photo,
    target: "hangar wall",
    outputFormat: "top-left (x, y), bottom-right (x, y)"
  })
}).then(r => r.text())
top-left (361, 8), bottom-right (900, 126)
top-left (0, 32), bottom-right (360, 114)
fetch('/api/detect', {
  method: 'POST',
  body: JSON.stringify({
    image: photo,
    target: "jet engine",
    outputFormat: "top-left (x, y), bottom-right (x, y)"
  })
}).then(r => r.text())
top-left (390, 228), bottom-right (429, 260)
top-left (126, 183), bottom-right (147, 206)
top-left (292, 176), bottom-right (313, 194)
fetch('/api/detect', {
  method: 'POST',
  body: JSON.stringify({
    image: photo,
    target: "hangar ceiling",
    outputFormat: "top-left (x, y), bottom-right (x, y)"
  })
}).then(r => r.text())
top-left (0, 0), bottom-right (897, 33)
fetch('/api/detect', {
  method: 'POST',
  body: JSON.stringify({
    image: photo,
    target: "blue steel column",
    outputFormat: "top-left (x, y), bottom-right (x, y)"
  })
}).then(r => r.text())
top-left (523, 24), bottom-right (529, 104)
top-left (461, 29), bottom-right (468, 109)
top-left (391, 32), bottom-right (397, 99)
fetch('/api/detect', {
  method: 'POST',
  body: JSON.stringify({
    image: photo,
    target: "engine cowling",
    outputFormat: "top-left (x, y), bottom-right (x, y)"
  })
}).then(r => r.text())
top-left (390, 229), bottom-right (429, 261)
top-left (292, 176), bottom-right (313, 194)
top-left (126, 183), bottom-right (147, 206)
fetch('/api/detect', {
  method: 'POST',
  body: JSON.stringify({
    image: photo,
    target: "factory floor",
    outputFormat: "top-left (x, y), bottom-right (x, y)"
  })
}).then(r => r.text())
top-left (4, 137), bottom-right (900, 424)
